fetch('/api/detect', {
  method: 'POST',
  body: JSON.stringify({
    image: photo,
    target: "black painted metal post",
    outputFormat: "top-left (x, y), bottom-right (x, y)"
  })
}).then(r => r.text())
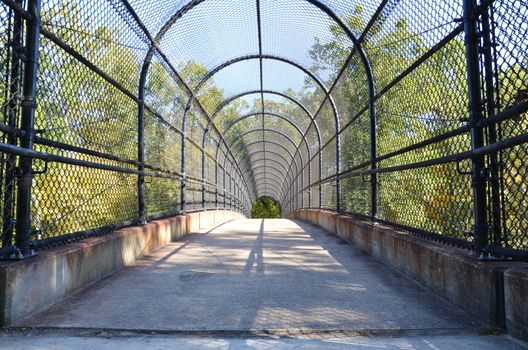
top-left (215, 143), bottom-right (219, 209)
top-left (201, 129), bottom-right (207, 209)
top-left (318, 154), bottom-right (322, 209)
top-left (463, 0), bottom-right (489, 257)
top-left (2, 2), bottom-right (23, 246)
top-left (229, 175), bottom-right (232, 210)
top-left (180, 133), bottom-right (186, 213)
top-left (336, 133), bottom-right (341, 213)
top-left (137, 61), bottom-right (151, 225)
top-left (300, 165), bottom-right (304, 208)
top-left (370, 95), bottom-right (377, 221)
top-left (15, 0), bottom-right (41, 257)
top-left (481, 7), bottom-right (502, 247)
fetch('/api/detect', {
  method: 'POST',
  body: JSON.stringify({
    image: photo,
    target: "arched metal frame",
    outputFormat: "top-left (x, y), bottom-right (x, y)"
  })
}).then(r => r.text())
top-left (222, 128), bottom-right (301, 201)
top-left (233, 140), bottom-right (302, 180)
top-left (233, 129), bottom-right (303, 205)
top-left (212, 90), bottom-right (321, 208)
top-left (136, 0), bottom-right (377, 217)
top-left (206, 110), bottom-right (306, 207)
top-left (2, 0), bottom-right (523, 260)
top-left (227, 113), bottom-right (307, 197)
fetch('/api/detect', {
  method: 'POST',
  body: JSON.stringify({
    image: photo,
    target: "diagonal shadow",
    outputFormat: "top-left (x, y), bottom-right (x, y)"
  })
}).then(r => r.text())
top-left (140, 219), bottom-right (239, 268)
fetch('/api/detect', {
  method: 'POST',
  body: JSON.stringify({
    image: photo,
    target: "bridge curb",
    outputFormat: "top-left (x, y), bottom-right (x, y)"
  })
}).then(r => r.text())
top-left (288, 209), bottom-right (528, 342)
top-left (0, 210), bottom-right (245, 326)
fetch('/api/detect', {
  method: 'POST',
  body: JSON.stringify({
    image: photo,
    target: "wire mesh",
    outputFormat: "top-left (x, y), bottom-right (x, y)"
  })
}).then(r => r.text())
top-left (0, 0), bottom-right (525, 260)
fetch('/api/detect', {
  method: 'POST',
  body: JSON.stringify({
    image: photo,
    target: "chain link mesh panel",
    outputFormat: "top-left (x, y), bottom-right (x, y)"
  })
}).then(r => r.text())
top-left (0, 0), bottom-right (526, 260)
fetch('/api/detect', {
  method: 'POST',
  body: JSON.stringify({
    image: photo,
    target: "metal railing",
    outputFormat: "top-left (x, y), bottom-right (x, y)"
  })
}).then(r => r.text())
top-left (0, 0), bottom-right (526, 260)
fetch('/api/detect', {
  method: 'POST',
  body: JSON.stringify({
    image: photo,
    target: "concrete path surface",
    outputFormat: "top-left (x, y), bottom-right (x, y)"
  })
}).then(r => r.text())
top-left (1, 328), bottom-right (527, 350)
top-left (11, 219), bottom-right (527, 349)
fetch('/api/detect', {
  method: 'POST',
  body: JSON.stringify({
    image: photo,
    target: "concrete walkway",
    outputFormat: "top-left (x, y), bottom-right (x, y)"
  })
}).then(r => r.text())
top-left (11, 219), bottom-right (527, 349)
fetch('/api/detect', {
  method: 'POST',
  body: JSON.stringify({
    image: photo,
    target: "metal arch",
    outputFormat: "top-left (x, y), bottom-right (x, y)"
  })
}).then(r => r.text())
top-left (244, 152), bottom-right (289, 176)
top-left (255, 186), bottom-right (281, 200)
top-left (227, 116), bottom-right (308, 204)
top-left (188, 55), bottom-right (342, 209)
top-left (254, 180), bottom-right (282, 195)
top-left (251, 172), bottom-right (284, 189)
top-left (255, 185), bottom-right (282, 199)
top-left (187, 56), bottom-right (335, 209)
top-left (138, 0), bottom-right (377, 215)
top-left (222, 113), bottom-right (304, 194)
top-left (224, 112), bottom-right (311, 160)
top-left (234, 140), bottom-right (302, 189)
top-left (241, 156), bottom-right (286, 187)
top-left (213, 91), bottom-right (319, 200)
top-left (211, 89), bottom-right (322, 209)
top-left (190, 55), bottom-right (330, 97)
top-left (255, 188), bottom-right (282, 203)
top-left (147, 0), bottom-right (376, 118)
top-left (188, 54), bottom-right (339, 147)
top-left (234, 140), bottom-right (301, 178)
top-left (226, 128), bottom-right (299, 168)
top-left (251, 172), bottom-right (283, 197)
top-left (240, 150), bottom-right (295, 181)
top-left (216, 109), bottom-right (313, 201)
top-left (220, 128), bottom-right (300, 204)
top-left (247, 165), bottom-right (290, 183)
top-left (228, 117), bottom-right (305, 200)
top-left (231, 129), bottom-right (304, 203)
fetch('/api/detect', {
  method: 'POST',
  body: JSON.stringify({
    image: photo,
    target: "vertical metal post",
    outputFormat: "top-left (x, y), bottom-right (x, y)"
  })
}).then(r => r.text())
top-left (2, 2), bottom-right (23, 246)
top-left (15, 0), bottom-right (41, 257)
top-left (463, 0), bottom-right (488, 257)
top-left (201, 128), bottom-right (207, 209)
top-left (215, 142), bottom-right (219, 209)
top-left (318, 154), bottom-right (322, 209)
top-left (229, 175), bottom-right (232, 210)
top-left (481, 7), bottom-right (502, 247)
top-left (137, 60), bottom-right (151, 225)
top-left (336, 133), bottom-right (341, 212)
top-left (307, 162), bottom-right (311, 208)
top-left (223, 169), bottom-right (227, 209)
top-left (370, 99), bottom-right (377, 221)
top-left (300, 166), bottom-right (304, 208)
top-left (180, 132), bottom-right (186, 213)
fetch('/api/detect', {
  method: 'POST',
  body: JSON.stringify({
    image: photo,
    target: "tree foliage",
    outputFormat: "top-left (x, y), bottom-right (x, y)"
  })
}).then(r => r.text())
top-left (251, 196), bottom-right (281, 218)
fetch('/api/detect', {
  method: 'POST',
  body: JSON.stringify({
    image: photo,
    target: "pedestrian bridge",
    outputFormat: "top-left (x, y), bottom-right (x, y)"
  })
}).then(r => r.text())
top-left (0, 0), bottom-right (527, 348)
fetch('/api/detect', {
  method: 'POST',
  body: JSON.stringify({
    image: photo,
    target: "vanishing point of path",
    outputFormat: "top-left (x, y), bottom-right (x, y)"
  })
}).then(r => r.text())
top-left (2, 219), bottom-right (526, 349)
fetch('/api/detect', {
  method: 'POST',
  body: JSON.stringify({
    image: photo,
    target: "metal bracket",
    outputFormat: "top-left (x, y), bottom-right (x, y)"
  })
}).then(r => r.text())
top-left (456, 161), bottom-right (472, 175)
top-left (32, 159), bottom-right (48, 175)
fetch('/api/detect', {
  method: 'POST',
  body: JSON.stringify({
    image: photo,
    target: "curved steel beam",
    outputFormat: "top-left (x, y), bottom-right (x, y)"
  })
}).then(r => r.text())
top-left (227, 128), bottom-right (298, 168)
top-left (213, 90), bottom-right (321, 205)
top-left (224, 111), bottom-right (311, 162)
top-left (245, 153), bottom-right (289, 174)
top-left (225, 127), bottom-right (302, 193)
top-left (248, 165), bottom-right (290, 182)
top-left (235, 139), bottom-right (296, 163)
top-left (252, 173), bottom-right (284, 189)
top-left (138, 0), bottom-right (378, 215)
top-left (192, 56), bottom-right (341, 208)
top-left (212, 90), bottom-right (321, 208)
top-left (254, 180), bottom-right (282, 194)
top-left (255, 188), bottom-right (281, 203)
top-left (245, 151), bottom-right (291, 175)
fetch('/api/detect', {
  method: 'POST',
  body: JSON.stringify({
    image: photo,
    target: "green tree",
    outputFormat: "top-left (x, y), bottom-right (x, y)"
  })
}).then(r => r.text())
top-left (252, 196), bottom-right (281, 218)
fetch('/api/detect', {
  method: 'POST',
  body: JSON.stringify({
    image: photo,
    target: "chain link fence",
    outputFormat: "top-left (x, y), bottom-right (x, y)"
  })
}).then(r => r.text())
top-left (0, 0), bottom-right (526, 260)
